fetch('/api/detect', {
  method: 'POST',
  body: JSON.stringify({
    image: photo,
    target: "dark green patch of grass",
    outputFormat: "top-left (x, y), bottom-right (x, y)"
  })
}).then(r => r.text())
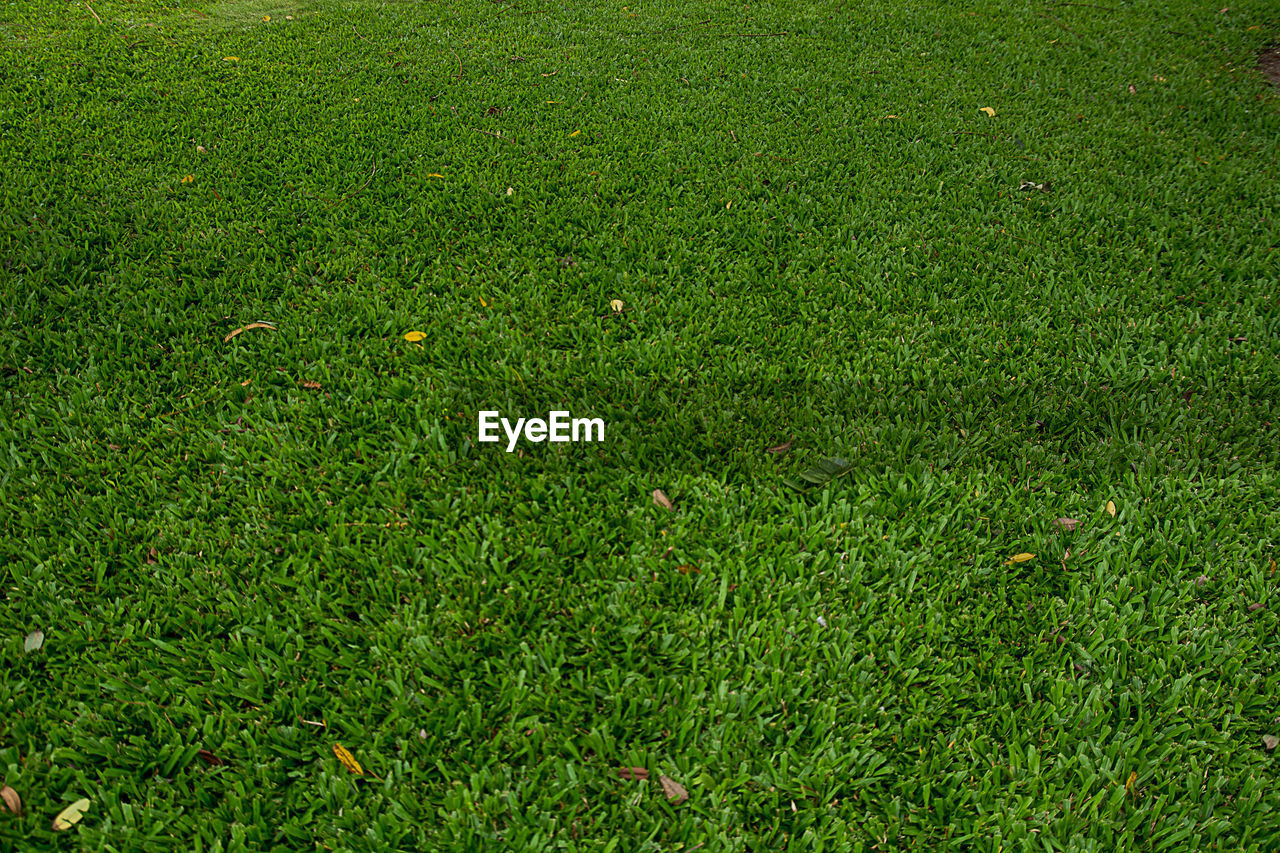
top-left (2, 0), bottom-right (1279, 849)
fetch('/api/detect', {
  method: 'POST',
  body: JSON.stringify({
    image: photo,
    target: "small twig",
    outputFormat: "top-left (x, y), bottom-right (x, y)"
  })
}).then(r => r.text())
top-left (472, 127), bottom-right (516, 144)
top-left (330, 162), bottom-right (378, 207)
top-left (352, 24), bottom-right (371, 43)
top-left (947, 130), bottom-right (991, 137)
top-left (83, 0), bottom-right (103, 24)
top-left (1037, 12), bottom-right (1074, 33)
top-left (1049, 1), bottom-right (1118, 9)
top-left (721, 31), bottom-right (789, 37)
top-left (448, 47), bottom-right (463, 79)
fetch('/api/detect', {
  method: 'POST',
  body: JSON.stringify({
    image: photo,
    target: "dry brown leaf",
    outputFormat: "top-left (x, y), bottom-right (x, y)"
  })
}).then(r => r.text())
top-left (676, 564), bottom-right (701, 575)
top-left (1248, 602), bottom-right (1265, 612)
top-left (333, 744), bottom-right (363, 775)
top-left (52, 798), bottom-right (90, 831)
top-left (766, 440), bottom-right (793, 456)
top-left (616, 766), bottom-right (649, 781)
top-left (197, 749), bottom-right (226, 767)
top-left (658, 775), bottom-right (688, 804)
top-left (0, 785), bottom-right (20, 816)
top-left (652, 489), bottom-right (674, 511)
top-left (1054, 517), bottom-right (1079, 531)
top-left (300, 380), bottom-right (322, 390)
top-left (1106, 500), bottom-right (1117, 518)
top-left (223, 322), bottom-right (276, 343)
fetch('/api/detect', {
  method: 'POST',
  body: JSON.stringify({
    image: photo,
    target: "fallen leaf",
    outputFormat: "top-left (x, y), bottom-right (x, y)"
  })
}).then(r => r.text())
top-left (426, 173), bottom-right (444, 178)
top-left (1007, 552), bottom-right (1036, 564)
top-left (725, 200), bottom-right (732, 209)
top-left (616, 767), bottom-right (649, 781)
top-left (1125, 770), bottom-right (1137, 795)
top-left (979, 106), bottom-right (996, 117)
top-left (181, 174), bottom-right (194, 184)
top-left (652, 489), bottom-right (674, 511)
top-left (1248, 602), bottom-right (1265, 612)
top-left (300, 380), bottom-right (321, 390)
top-left (52, 798), bottom-right (90, 831)
top-left (569, 130), bottom-right (581, 137)
top-left (332, 744), bottom-right (363, 775)
top-left (1129, 83), bottom-right (1137, 94)
top-left (1106, 500), bottom-right (1117, 518)
top-left (223, 322), bottom-right (276, 343)
top-left (196, 749), bottom-right (226, 766)
top-left (24, 629), bottom-right (44, 653)
top-left (675, 564), bottom-right (700, 575)
top-left (0, 786), bottom-right (20, 816)
top-left (196, 145), bottom-right (207, 153)
top-left (1054, 518), bottom-right (1079, 531)
top-left (223, 56), bottom-right (239, 62)
top-left (658, 775), bottom-right (688, 804)
top-left (783, 456), bottom-right (854, 492)
top-left (403, 331), bottom-right (427, 342)
top-left (766, 440), bottom-right (793, 456)
top-left (610, 299), bottom-right (624, 313)
top-left (1264, 734), bottom-right (1278, 751)
top-left (262, 14), bottom-right (270, 21)
top-left (506, 187), bottom-right (514, 195)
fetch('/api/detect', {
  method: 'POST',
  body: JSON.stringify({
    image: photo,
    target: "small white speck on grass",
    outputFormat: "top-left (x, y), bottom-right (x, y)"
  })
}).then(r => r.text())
top-left (816, 616), bottom-right (827, 628)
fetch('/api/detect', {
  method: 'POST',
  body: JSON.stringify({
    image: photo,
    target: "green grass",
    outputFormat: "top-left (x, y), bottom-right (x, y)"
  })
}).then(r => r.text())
top-left (2, 0), bottom-right (1279, 849)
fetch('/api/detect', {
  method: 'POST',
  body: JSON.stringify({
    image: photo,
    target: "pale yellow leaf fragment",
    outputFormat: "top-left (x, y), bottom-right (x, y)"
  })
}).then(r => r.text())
top-left (1106, 500), bottom-right (1117, 518)
top-left (1007, 552), bottom-right (1036, 564)
top-left (403, 331), bottom-right (427, 342)
top-left (980, 106), bottom-right (996, 117)
top-left (569, 130), bottom-right (581, 137)
top-left (52, 798), bottom-right (90, 831)
top-left (223, 56), bottom-right (239, 62)
top-left (610, 299), bottom-right (624, 313)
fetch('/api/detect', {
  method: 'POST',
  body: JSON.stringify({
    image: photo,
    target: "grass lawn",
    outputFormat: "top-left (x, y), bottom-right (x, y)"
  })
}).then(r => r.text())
top-left (2, 0), bottom-right (1280, 848)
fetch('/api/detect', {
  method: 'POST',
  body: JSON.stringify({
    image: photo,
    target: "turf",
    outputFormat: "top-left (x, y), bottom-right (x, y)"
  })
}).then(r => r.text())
top-left (1, 0), bottom-right (1279, 849)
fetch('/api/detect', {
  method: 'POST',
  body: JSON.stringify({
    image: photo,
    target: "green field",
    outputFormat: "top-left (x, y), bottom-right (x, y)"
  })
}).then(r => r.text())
top-left (2, 0), bottom-right (1279, 849)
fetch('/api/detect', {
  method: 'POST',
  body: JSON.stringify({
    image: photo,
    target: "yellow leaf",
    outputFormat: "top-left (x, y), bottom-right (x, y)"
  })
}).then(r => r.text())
top-left (1125, 770), bottom-right (1137, 795)
top-left (262, 14), bottom-right (270, 21)
top-left (403, 331), bottom-right (427, 342)
top-left (426, 173), bottom-right (444, 178)
top-left (610, 299), bottom-right (624, 312)
top-left (52, 798), bottom-right (90, 831)
top-left (569, 130), bottom-right (581, 137)
top-left (725, 200), bottom-right (732, 209)
top-left (1007, 552), bottom-right (1036, 564)
top-left (979, 106), bottom-right (996, 117)
top-left (479, 296), bottom-right (488, 307)
top-left (1106, 500), bottom-right (1117, 517)
top-left (333, 744), bottom-right (363, 775)
top-left (223, 56), bottom-right (239, 62)
top-left (181, 174), bottom-right (194, 184)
